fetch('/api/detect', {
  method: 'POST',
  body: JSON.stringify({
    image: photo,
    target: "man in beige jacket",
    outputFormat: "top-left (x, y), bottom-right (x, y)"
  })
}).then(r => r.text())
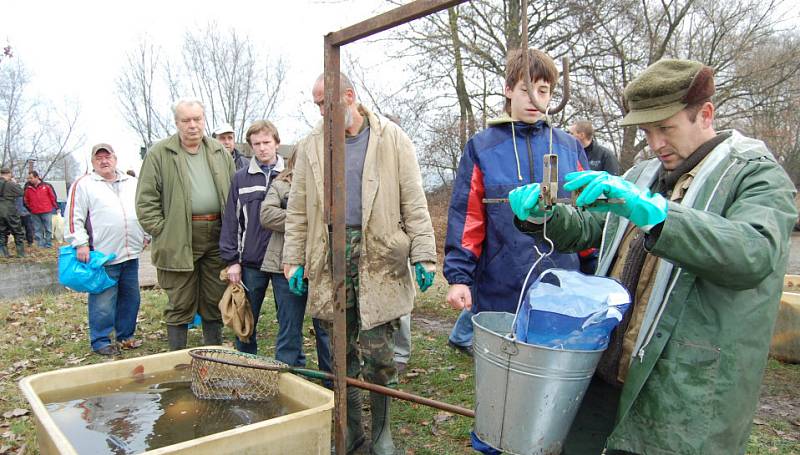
top-left (283, 74), bottom-right (436, 454)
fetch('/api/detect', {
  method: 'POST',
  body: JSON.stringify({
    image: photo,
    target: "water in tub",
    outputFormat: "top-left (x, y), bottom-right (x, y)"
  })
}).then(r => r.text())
top-left (40, 368), bottom-right (304, 454)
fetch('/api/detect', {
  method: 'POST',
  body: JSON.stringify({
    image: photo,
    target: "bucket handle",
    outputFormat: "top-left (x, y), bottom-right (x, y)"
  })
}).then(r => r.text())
top-left (509, 239), bottom-right (555, 338)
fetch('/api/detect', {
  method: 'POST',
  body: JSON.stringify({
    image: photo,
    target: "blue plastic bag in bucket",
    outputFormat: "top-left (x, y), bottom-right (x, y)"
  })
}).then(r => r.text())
top-left (58, 245), bottom-right (118, 294)
top-left (514, 269), bottom-right (631, 350)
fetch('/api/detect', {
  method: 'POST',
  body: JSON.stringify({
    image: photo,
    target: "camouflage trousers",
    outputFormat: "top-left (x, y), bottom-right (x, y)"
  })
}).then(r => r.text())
top-left (321, 227), bottom-right (398, 387)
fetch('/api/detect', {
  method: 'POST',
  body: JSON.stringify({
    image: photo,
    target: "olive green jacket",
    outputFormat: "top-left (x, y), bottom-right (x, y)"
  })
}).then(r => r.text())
top-left (259, 178), bottom-right (290, 274)
top-left (135, 134), bottom-right (235, 271)
top-left (520, 131), bottom-right (796, 454)
top-left (283, 105), bottom-right (437, 330)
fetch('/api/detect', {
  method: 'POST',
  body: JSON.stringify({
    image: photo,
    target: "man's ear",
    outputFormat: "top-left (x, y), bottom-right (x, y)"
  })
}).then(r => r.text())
top-left (700, 102), bottom-right (715, 129)
top-left (504, 85), bottom-right (513, 100)
top-left (343, 88), bottom-right (355, 105)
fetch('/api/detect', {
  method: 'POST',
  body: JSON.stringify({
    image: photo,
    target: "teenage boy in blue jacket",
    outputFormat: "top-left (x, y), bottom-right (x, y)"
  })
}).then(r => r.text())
top-left (444, 48), bottom-right (589, 350)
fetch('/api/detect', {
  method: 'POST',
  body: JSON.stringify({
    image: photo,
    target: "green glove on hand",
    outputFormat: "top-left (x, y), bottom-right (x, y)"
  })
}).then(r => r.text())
top-left (508, 183), bottom-right (548, 221)
top-left (564, 170), bottom-right (668, 232)
top-left (414, 262), bottom-right (435, 292)
top-left (289, 265), bottom-right (308, 296)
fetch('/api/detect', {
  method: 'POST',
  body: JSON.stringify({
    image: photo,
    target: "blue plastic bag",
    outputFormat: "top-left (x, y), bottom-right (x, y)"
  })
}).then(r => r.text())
top-left (515, 269), bottom-right (631, 350)
top-left (58, 245), bottom-right (118, 294)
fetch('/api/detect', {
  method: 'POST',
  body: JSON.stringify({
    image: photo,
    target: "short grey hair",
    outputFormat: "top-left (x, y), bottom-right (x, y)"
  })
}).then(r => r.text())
top-left (314, 73), bottom-right (357, 101)
top-left (172, 98), bottom-right (206, 121)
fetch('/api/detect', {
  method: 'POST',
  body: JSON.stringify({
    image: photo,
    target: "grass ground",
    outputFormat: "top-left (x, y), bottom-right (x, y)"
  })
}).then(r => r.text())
top-left (0, 274), bottom-right (798, 454)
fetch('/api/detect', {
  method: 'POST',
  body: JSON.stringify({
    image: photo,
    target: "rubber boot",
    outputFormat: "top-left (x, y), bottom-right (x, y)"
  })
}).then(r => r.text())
top-left (167, 324), bottom-right (188, 351)
top-left (202, 320), bottom-right (223, 346)
top-left (15, 241), bottom-right (25, 258)
top-left (347, 386), bottom-right (366, 453)
top-left (331, 386), bottom-right (365, 455)
top-left (369, 392), bottom-right (395, 455)
top-left (0, 244), bottom-right (8, 257)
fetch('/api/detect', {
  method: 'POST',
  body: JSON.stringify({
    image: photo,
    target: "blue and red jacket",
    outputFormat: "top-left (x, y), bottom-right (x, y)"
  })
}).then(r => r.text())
top-left (443, 117), bottom-right (589, 314)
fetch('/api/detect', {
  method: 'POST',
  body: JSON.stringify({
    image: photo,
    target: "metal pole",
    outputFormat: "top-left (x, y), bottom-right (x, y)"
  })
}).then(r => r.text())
top-left (323, 37), bottom-right (347, 455)
top-left (322, 1), bottom-right (471, 452)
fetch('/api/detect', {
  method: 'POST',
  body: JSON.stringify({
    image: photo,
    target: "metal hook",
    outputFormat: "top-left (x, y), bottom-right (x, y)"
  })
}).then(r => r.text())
top-left (520, 0), bottom-right (570, 115)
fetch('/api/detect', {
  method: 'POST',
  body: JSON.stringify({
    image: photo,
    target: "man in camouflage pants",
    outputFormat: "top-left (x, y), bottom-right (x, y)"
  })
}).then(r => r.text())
top-left (283, 74), bottom-right (437, 454)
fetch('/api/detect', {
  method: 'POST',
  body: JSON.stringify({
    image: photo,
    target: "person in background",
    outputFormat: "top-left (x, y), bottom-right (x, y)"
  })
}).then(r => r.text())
top-left (0, 168), bottom-right (26, 257)
top-left (219, 120), bottom-right (283, 355)
top-left (568, 120), bottom-right (621, 274)
top-left (136, 98), bottom-right (235, 351)
top-left (65, 144), bottom-right (148, 356)
top-left (213, 123), bottom-right (249, 171)
top-left (23, 170), bottom-right (57, 248)
top-left (15, 193), bottom-right (34, 247)
top-left (259, 148), bottom-right (331, 372)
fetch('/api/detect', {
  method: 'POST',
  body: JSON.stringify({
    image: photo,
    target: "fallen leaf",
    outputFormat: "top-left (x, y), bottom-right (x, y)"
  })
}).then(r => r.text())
top-left (454, 373), bottom-right (469, 381)
top-left (2, 408), bottom-right (29, 419)
top-left (753, 418), bottom-right (766, 425)
top-left (433, 412), bottom-right (452, 424)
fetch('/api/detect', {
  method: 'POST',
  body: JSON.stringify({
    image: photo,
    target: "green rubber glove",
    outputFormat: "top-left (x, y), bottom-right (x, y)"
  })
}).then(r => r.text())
top-left (508, 183), bottom-right (548, 221)
top-left (564, 171), bottom-right (668, 232)
top-left (414, 262), bottom-right (435, 292)
top-left (289, 265), bottom-right (308, 296)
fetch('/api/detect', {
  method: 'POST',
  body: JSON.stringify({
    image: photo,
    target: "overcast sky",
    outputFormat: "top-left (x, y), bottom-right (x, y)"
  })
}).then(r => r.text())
top-left (2, 0), bottom-right (398, 172)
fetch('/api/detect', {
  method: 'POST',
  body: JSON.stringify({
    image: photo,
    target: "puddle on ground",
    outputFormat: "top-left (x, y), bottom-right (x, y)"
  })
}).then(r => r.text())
top-left (41, 369), bottom-right (304, 454)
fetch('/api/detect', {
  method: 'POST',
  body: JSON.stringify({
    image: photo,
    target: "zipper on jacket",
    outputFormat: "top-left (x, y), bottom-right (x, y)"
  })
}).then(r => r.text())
top-left (511, 123), bottom-right (522, 181)
top-left (635, 159), bottom-right (738, 362)
top-left (525, 133), bottom-right (535, 183)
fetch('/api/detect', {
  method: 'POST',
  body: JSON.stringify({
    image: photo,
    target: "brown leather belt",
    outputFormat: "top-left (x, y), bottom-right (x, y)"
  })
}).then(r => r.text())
top-left (191, 213), bottom-right (220, 221)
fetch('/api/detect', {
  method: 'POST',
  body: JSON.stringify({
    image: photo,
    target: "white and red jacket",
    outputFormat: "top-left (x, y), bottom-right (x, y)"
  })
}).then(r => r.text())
top-left (65, 171), bottom-right (147, 265)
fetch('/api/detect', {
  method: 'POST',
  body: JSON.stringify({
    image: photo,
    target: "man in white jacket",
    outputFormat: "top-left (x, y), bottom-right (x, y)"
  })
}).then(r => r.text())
top-left (65, 143), bottom-right (149, 356)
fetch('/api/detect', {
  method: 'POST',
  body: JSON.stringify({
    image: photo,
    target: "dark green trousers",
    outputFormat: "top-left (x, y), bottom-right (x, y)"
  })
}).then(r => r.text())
top-left (157, 220), bottom-right (226, 325)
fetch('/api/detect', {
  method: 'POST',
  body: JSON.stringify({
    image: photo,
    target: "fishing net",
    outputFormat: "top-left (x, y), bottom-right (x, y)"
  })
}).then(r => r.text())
top-left (188, 348), bottom-right (286, 401)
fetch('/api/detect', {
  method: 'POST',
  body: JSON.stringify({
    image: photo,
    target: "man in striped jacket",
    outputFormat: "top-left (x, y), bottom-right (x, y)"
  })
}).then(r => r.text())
top-left (65, 143), bottom-right (148, 356)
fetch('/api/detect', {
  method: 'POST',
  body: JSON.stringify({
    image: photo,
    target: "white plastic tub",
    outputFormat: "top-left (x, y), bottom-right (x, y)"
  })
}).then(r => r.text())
top-left (19, 348), bottom-right (333, 454)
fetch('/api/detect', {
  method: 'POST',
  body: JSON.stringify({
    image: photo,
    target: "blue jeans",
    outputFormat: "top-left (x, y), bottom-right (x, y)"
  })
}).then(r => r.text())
top-left (312, 318), bottom-right (331, 375)
top-left (271, 273), bottom-right (332, 371)
top-left (31, 213), bottom-right (52, 248)
top-left (88, 258), bottom-right (141, 351)
top-left (448, 307), bottom-right (474, 347)
top-left (235, 267), bottom-right (271, 354)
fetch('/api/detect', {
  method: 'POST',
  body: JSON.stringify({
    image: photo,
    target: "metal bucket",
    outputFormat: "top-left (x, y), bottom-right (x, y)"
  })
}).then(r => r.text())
top-left (473, 312), bottom-right (605, 455)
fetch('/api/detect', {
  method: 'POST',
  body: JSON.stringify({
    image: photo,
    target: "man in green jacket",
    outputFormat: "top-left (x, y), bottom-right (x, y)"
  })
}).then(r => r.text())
top-left (509, 59), bottom-right (797, 454)
top-left (136, 98), bottom-right (235, 350)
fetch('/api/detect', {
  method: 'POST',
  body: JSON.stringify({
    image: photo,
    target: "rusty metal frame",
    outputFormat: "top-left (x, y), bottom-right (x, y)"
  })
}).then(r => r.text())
top-left (323, 1), bottom-right (468, 452)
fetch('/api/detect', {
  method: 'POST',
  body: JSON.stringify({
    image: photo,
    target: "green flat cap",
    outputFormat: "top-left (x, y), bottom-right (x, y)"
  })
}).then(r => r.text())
top-left (620, 59), bottom-right (715, 126)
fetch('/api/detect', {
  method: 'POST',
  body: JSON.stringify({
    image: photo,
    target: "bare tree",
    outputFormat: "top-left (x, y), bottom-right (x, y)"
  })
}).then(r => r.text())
top-left (385, 0), bottom-right (799, 179)
top-left (29, 102), bottom-right (85, 180)
top-left (181, 23), bottom-right (287, 141)
top-left (0, 58), bottom-right (31, 170)
top-left (0, 57), bottom-right (84, 181)
top-left (116, 39), bottom-right (174, 150)
top-left (568, 0), bottom-right (800, 169)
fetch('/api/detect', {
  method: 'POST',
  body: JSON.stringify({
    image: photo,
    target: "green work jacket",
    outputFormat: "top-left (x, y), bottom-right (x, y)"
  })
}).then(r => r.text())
top-left (135, 134), bottom-right (234, 271)
top-left (521, 131), bottom-right (796, 454)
